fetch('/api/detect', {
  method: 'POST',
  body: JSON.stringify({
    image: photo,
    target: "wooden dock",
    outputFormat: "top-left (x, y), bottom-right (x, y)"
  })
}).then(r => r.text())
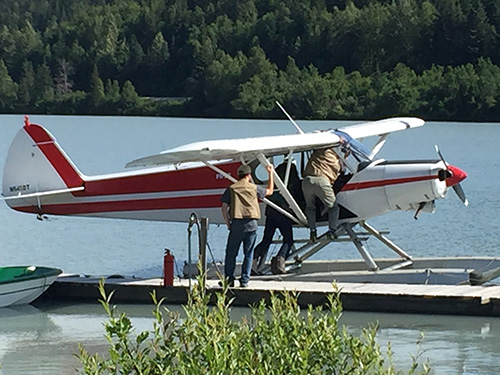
top-left (43, 274), bottom-right (500, 317)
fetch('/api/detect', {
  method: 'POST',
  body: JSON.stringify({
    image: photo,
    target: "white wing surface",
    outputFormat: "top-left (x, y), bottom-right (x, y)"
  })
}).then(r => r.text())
top-left (126, 131), bottom-right (341, 167)
top-left (338, 117), bottom-right (424, 139)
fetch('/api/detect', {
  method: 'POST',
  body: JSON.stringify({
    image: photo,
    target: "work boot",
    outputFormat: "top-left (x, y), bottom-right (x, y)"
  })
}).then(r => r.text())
top-left (276, 256), bottom-right (286, 274)
top-left (334, 223), bottom-right (348, 237)
top-left (309, 229), bottom-right (318, 242)
top-left (251, 258), bottom-right (259, 276)
top-left (271, 256), bottom-right (279, 275)
top-left (218, 278), bottom-right (235, 288)
top-left (326, 224), bottom-right (348, 240)
top-left (326, 231), bottom-right (338, 240)
top-left (239, 279), bottom-right (248, 287)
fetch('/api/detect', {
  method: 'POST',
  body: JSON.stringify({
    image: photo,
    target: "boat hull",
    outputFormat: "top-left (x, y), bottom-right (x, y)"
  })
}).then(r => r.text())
top-left (0, 266), bottom-right (62, 307)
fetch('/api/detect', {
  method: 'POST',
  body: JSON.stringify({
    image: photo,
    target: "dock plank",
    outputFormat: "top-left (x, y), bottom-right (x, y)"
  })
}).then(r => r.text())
top-left (43, 276), bottom-right (500, 317)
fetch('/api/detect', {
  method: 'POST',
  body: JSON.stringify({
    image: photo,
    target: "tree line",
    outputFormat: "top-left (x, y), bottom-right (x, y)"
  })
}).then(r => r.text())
top-left (0, 0), bottom-right (500, 121)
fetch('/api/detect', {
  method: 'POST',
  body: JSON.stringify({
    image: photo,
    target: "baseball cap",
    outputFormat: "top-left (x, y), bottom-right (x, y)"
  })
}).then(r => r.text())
top-left (237, 164), bottom-right (252, 176)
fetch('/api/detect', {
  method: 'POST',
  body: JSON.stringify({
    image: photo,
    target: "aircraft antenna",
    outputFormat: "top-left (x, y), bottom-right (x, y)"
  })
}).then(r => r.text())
top-left (276, 101), bottom-right (305, 134)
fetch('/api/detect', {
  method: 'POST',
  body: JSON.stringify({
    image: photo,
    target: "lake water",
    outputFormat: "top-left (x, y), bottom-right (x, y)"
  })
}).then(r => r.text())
top-left (0, 114), bottom-right (499, 374)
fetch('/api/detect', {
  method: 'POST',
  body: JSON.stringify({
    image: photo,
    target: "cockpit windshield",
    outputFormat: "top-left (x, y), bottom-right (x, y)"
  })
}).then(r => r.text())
top-left (333, 130), bottom-right (372, 167)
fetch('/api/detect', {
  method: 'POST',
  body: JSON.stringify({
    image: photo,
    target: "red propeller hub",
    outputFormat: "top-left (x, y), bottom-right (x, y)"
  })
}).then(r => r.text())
top-left (446, 165), bottom-right (467, 187)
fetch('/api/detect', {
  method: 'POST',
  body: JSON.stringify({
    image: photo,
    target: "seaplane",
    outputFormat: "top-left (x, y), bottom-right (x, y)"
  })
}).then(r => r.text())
top-left (2, 106), bottom-right (480, 284)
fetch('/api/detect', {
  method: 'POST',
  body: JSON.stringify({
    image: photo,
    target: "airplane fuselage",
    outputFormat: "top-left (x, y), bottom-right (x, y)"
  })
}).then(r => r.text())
top-left (2, 120), bottom-right (465, 228)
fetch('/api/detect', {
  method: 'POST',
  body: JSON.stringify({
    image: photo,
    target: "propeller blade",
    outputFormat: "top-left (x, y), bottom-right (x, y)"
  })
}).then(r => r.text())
top-left (435, 145), bottom-right (469, 206)
top-left (435, 145), bottom-right (448, 166)
top-left (453, 183), bottom-right (469, 206)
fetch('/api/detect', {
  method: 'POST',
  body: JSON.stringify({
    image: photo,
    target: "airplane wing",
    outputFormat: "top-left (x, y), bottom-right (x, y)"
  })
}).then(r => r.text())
top-left (126, 131), bottom-right (341, 167)
top-left (337, 117), bottom-right (424, 139)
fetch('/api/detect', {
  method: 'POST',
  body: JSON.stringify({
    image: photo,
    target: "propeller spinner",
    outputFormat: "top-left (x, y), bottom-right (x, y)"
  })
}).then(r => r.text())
top-left (435, 145), bottom-right (469, 206)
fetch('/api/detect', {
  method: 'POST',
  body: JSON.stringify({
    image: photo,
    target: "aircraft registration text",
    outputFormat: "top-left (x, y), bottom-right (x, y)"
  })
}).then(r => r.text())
top-left (9, 184), bottom-right (30, 192)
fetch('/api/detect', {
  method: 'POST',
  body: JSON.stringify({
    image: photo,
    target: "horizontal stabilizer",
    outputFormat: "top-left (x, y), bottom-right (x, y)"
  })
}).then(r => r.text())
top-left (1, 186), bottom-right (85, 201)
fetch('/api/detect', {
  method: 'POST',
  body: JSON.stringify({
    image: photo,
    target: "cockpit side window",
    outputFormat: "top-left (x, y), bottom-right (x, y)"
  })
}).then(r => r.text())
top-left (333, 130), bottom-right (372, 171)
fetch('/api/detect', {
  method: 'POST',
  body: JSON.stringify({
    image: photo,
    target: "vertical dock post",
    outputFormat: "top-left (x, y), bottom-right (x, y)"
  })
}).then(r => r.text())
top-left (187, 213), bottom-right (198, 290)
top-left (199, 217), bottom-right (209, 289)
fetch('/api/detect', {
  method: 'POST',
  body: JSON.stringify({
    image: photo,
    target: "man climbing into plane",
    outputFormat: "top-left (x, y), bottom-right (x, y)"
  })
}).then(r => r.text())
top-left (302, 146), bottom-right (344, 242)
top-left (220, 163), bottom-right (274, 287)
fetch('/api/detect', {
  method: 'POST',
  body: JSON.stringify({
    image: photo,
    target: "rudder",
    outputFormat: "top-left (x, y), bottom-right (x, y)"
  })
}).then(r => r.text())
top-left (2, 117), bottom-right (85, 202)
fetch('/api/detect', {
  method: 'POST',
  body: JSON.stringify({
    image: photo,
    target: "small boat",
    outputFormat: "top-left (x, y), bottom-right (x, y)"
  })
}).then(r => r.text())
top-left (0, 266), bottom-right (62, 307)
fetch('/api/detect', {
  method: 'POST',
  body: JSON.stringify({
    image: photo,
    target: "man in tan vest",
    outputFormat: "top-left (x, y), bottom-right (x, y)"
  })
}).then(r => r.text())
top-left (302, 147), bottom-right (342, 241)
top-left (220, 163), bottom-right (274, 287)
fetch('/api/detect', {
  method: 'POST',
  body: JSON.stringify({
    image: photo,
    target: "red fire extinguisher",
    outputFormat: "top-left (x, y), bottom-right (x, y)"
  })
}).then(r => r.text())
top-left (163, 249), bottom-right (175, 286)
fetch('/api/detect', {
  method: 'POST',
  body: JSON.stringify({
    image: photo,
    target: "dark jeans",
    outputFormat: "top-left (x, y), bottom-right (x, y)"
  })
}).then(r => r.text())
top-left (254, 210), bottom-right (294, 261)
top-left (224, 227), bottom-right (257, 285)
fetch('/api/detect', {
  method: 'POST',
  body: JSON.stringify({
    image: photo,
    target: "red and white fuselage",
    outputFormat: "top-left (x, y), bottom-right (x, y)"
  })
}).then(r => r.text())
top-left (2, 118), bottom-right (467, 225)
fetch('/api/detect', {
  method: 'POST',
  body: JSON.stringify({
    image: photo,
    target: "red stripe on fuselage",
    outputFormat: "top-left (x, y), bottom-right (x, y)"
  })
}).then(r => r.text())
top-left (342, 175), bottom-right (437, 191)
top-left (82, 162), bottom-right (239, 196)
top-left (24, 124), bottom-right (84, 188)
top-left (15, 194), bottom-right (223, 215)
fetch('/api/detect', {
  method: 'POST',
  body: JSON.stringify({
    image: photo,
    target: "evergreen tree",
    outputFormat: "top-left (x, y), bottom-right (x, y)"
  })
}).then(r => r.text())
top-left (418, 64), bottom-right (446, 119)
top-left (34, 63), bottom-right (55, 107)
top-left (231, 48), bottom-right (279, 116)
top-left (128, 34), bottom-right (145, 68)
top-left (464, 0), bottom-right (497, 61)
top-left (105, 79), bottom-right (120, 103)
top-left (373, 63), bottom-right (421, 117)
top-left (475, 57), bottom-right (500, 117)
top-left (18, 60), bottom-right (36, 107)
top-left (120, 80), bottom-right (140, 113)
top-left (0, 59), bottom-right (18, 110)
top-left (90, 64), bottom-right (105, 106)
top-left (148, 31), bottom-right (169, 67)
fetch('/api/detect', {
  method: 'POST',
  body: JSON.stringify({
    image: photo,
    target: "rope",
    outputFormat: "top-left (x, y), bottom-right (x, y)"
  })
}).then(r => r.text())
top-left (205, 223), bottom-right (223, 275)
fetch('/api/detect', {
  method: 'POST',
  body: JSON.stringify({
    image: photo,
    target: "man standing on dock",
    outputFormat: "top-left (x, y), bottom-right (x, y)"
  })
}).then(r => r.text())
top-left (221, 163), bottom-right (274, 287)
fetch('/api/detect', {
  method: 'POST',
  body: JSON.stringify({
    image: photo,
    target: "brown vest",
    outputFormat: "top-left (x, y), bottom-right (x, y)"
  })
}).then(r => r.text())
top-left (229, 179), bottom-right (261, 219)
top-left (303, 148), bottom-right (341, 184)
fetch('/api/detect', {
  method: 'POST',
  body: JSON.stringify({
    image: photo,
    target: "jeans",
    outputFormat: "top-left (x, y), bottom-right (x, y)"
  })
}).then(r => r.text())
top-left (224, 226), bottom-right (257, 285)
top-left (254, 209), bottom-right (294, 261)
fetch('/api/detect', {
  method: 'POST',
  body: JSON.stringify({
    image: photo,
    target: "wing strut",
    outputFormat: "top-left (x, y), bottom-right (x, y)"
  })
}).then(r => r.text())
top-left (201, 161), bottom-right (237, 183)
top-left (255, 152), bottom-right (308, 226)
top-left (369, 133), bottom-right (389, 159)
top-left (276, 101), bottom-right (305, 134)
top-left (283, 150), bottom-right (294, 186)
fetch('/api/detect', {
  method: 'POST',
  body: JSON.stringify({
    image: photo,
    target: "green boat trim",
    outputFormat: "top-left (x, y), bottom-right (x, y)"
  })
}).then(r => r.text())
top-left (0, 266), bottom-right (62, 285)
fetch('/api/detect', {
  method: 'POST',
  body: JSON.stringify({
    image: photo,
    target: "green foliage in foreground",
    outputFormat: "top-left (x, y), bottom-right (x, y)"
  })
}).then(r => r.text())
top-left (77, 280), bottom-right (430, 375)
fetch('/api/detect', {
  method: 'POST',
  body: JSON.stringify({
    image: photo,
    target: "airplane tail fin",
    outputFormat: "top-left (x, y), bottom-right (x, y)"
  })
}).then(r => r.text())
top-left (2, 117), bottom-right (86, 206)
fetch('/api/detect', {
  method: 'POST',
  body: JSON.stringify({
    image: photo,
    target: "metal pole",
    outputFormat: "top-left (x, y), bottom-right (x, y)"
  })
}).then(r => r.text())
top-left (199, 217), bottom-right (209, 289)
top-left (361, 221), bottom-right (412, 260)
top-left (345, 225), bottom-right (379, 271)
top-left (187, 224), bottom-right (192, 290)
top-left (187, 213), bottom-right (198, 290)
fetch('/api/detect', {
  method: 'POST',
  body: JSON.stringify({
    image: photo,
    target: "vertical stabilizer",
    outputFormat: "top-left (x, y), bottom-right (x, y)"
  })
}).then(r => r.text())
top-left (2, 118), bottom-right (85, 203)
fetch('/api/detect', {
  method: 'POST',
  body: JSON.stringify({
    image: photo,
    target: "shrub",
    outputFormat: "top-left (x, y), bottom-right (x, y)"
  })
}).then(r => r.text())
top-left (77, 280), bottom-right (430, 374)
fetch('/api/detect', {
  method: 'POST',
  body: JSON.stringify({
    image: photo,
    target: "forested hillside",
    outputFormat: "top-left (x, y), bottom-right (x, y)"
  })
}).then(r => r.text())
top-left (1, 0), bottom-right (499, 120)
